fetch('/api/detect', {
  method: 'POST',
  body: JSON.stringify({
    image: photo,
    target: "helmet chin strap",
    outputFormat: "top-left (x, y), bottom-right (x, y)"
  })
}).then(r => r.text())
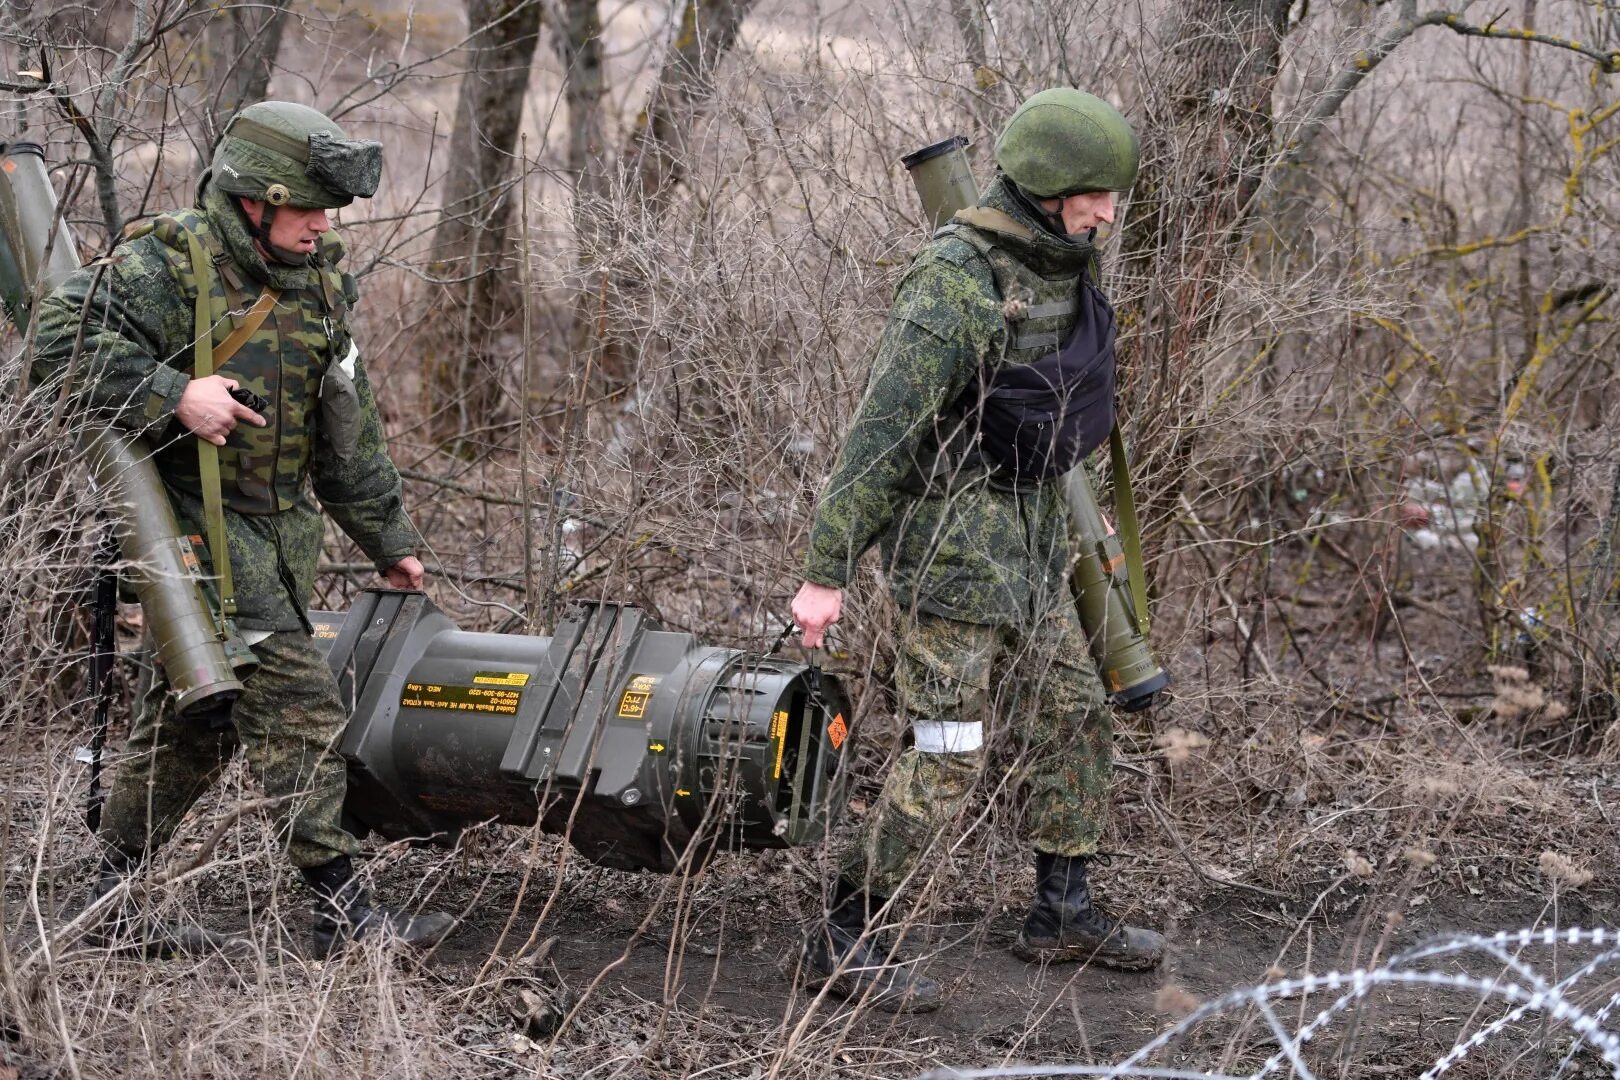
top-left (238, 197), bottom-right (311, 266)
top-left (1006, 178), bottom-right (1074, 239)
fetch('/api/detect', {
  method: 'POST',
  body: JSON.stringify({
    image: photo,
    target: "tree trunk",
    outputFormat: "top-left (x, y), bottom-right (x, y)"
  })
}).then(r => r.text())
top-left (428, 0), bottom-right (543, 438)
top-left (626, 0), bottom-right (758, 206)
top-left (1119, 0), bottom-right (1290, 566)
top-left (1582, 454), bottom-right (1620, 724)
top-left (573, 0), bottom-right (754, 389)
top-left (200, 0), bottom-right (291, 140)
top-left (559, 0), bottom-right (608, 359)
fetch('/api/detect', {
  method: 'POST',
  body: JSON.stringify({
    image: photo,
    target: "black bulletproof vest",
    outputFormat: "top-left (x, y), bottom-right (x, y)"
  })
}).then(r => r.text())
top-left (965, 276), bottom-right (1117, 485)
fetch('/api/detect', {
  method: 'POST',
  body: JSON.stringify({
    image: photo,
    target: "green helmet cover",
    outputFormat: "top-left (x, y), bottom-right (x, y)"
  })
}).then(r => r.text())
top-left (994, 88), bottom-right (1139, 198)
top-left (210, 101), bottom-right (382, 210)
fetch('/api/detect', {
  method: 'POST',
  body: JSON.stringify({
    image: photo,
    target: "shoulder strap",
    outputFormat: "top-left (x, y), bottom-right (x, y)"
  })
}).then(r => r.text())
top-left (181, 231), bottom-right (235, 618)
top-left (214, 288), bottom-right (280, 367)
top-left (177, 227), bottom-right (274, 621)
top-left (951, 206), bottom-right (1034, 241)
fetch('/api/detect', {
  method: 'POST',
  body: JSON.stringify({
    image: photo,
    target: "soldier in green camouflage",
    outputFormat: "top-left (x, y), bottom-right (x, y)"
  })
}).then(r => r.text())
top-left (32, 101), bottom-right (453, 957)
top-left (793, 88), bottom-right (1165, 1012)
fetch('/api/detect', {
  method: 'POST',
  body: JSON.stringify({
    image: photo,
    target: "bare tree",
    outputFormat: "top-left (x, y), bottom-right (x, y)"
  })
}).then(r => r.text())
top-left (1118, 0), bottom-right (1291, 574)
top-left (198, 0), bottom-right (291, 141)
top-left (429, 0), bottom-right (544, 434)
top-left (625, 0), bottom-right (759, 205)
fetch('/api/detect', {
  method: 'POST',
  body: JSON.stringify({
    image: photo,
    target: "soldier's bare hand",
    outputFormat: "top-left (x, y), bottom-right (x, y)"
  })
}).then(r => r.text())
top-left (177, 375), bottom-right (268, 446)
top-left (791, 581), bottom-right (843, 649)
top-left (384, 555), bottom-right (426, 590)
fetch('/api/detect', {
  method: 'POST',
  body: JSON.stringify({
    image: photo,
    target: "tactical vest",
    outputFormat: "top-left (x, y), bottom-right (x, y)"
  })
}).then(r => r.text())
top-left (132, 209), bottom-right (356, 515)
top-left (908, 211), bottom-right (1115, 492)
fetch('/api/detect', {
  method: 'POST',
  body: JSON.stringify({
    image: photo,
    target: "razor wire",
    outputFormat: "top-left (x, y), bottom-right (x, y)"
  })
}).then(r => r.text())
top-left (918, 927), bottom-right (1620, 1080)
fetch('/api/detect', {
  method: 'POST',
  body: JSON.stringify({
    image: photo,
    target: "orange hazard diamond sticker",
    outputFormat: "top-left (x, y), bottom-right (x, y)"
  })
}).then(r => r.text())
top-left (826, 713), bottom-right (848, 750)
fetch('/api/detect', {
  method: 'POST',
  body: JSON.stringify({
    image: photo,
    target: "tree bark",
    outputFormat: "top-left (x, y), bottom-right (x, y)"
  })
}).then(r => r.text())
top-left (625, 0), bottom-right (758, 206)
top-left (1118, 0), bottom-right (1290, 568)
top-left (428, 0), bottom-right (543, 435)
top-left (200, 0), bottom-right (291, 141)
top-left (558, 0), bottom-right (608, 358)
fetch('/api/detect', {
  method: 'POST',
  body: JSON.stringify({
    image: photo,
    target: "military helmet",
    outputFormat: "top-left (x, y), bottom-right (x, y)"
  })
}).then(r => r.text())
top-left (994, 88), bottom-right (1139, 198)
top-left (210, 101), bottom-right (383, 210)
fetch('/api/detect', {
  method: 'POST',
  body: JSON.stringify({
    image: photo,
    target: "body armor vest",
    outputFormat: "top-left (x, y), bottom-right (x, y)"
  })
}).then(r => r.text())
top-left (134, 210), bottom-right (354, 515)
top-left (909, 216), bottom-right (1116, 492)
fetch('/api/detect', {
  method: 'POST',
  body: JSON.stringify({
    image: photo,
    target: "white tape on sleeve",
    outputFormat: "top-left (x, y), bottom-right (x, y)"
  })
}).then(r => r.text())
top-left (912, 720), bottom-right (984, 754)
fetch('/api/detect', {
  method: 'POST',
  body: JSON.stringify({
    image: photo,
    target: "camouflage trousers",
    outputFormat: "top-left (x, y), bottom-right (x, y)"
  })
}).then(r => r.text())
top-left (99, 630), bottom-right (361, 869)
top-left (842, 604), bottom-right (1112, 898)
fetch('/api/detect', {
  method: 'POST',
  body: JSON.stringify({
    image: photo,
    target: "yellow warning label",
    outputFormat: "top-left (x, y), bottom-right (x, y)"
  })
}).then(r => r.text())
top-left (311, 621), bottom-right (338, 640)
top-left (400, 682), bottom-right (522, 716)
top-left (770, 709), bottom-right (789, 780)
top-left (473, 671), bottom-right (531, 687)
top-left (617, 674), bottom-right (659, 718)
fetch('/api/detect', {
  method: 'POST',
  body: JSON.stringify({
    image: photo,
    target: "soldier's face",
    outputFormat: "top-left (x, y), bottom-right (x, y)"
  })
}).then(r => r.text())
top-left (1037, 191), bottom-right (1116, 235)
top-left (240, 199), bottom-right (333, 255)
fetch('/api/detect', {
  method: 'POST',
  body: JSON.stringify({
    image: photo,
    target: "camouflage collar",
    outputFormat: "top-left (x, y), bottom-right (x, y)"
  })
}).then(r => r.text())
top-left (974, 176), bottom-right (1096, 277)
top-left (201, 182), bottom-right (319, 292)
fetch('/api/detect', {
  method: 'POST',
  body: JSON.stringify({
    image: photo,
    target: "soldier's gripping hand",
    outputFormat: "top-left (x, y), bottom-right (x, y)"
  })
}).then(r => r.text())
top-left (383, 555), bottom-right (426, 590)
top-left (792, 580), bottom-right (843, 649)
top-left (177, 375), bottom-right (270, 446)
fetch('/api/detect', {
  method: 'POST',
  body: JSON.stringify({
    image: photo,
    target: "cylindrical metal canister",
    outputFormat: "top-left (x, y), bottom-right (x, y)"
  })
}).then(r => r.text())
top-left (1063, 467), bottom-right (1169, 711)
top-left (0, 139), bottom-right (252, 719)
top-left (900, 135), bottom-right (980, 231)
top-left (310, 592), bottom-right (851, 872)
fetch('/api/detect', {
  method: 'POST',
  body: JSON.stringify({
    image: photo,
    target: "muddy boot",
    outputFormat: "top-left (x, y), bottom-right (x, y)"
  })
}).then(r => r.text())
top-left (1012, 852), bottom-right (1165, 970)
top-left (302, 856), bottom-right (455, 958)
top-left (84, 847), bottom-right (236, 958)
top-left (801, 880), bottom-right (942, 1013)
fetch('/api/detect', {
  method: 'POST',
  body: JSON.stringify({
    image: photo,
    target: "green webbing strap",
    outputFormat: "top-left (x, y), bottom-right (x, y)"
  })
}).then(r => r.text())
top-left (184, 232), bottom-right (234, 618)
top-left (1109, 422), bottom-right (1150, 635)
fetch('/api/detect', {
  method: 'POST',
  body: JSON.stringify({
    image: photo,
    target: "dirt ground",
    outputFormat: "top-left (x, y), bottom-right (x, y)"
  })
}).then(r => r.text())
top-left (6, 746), bottom-right (1617, 1080)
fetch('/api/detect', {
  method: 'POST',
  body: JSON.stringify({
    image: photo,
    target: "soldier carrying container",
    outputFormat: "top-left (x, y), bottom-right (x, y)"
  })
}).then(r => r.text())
top-left (30, 101), bottom-right (454, 956)
top-left (791, 87), bottom-right (1168, 1012)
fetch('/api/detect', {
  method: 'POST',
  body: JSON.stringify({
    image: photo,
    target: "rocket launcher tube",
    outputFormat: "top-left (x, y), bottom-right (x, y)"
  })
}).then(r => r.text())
top-left (0, 143), bottom-right (80, 321)
top-left (0, 140), bottom-right (253, 719)
top-left (1063, 467), bottom-right (1168, 711)
top-left (900, 136), bottom-right (979, 232)
top-left (82, 428), bottom-right (253, 716)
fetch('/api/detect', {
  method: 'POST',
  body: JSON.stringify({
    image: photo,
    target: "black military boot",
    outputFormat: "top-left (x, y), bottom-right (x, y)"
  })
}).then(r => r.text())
top-left (85, 846), bottom-right (236, 957)
top-left (1012, 852), bottom-right (1165, 970)
top-left (301, 856), bottom-right (455, 958)
top-left (801, 879), bottom-right (942, 1013)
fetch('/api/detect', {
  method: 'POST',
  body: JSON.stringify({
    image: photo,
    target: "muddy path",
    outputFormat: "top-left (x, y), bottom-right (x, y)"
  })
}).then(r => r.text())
top-left (418, 859), bottom-right (1619, 1072)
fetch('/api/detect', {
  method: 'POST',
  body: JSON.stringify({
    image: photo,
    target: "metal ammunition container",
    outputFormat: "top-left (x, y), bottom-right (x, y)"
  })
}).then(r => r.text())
top-left (311, 593), bottom-right (852, 872)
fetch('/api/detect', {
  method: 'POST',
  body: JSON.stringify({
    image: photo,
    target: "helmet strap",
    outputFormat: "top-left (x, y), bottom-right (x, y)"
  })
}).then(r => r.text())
top-left (1005, 178), bottom-right (1070, 238)
top-left (237, 197), bottom-right (311, 266)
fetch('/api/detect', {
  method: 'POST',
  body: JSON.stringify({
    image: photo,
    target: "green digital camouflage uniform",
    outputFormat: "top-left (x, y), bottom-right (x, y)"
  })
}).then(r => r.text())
top-left (803, 177), bottom-right (1114, 898)
top-left (32, 183), bottom-right (414, 869)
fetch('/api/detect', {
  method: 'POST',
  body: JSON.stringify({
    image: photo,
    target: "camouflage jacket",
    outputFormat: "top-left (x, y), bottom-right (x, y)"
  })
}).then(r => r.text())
top-left (32, 183), bottom-right (416, 632)
top-left (803, 177), bottom-right (1101, 624)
